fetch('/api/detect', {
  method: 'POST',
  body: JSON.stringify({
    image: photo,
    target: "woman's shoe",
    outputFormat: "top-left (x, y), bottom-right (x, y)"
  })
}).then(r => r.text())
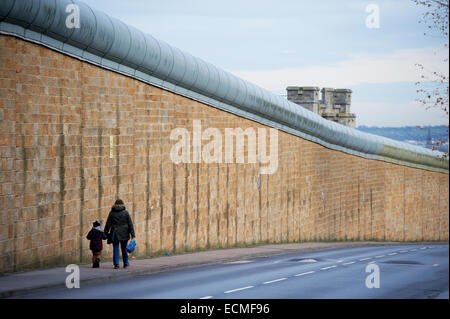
top-left (114, 264), bottom-right (119, 269)
top-left (123, 263), bottom-right (129, 269)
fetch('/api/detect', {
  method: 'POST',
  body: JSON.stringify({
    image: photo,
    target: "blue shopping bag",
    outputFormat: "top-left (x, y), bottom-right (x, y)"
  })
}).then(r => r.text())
top-left (126, 239), bottom-right (136, 253)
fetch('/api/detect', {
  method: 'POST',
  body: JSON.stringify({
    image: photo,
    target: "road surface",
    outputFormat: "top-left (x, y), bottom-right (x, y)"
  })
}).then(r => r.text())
top-left (11, 244), bottom-right (449, 299)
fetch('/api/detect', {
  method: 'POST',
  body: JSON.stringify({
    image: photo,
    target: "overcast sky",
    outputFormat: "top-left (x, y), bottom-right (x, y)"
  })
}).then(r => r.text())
top-left (81, 0), bottom-right (448, 127)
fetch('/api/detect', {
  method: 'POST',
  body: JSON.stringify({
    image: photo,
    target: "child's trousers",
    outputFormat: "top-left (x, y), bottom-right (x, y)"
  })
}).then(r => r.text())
top-left (92, 251), bottom-right (101, 263)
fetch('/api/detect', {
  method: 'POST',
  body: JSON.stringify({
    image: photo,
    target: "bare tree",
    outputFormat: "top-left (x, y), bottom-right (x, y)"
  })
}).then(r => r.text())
top-left (413, 0), bottom-right (449, 157)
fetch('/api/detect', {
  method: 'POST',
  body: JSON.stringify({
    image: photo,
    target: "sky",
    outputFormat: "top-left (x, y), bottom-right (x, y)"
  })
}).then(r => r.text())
top-left (81, 0), bottom-right (449, 127)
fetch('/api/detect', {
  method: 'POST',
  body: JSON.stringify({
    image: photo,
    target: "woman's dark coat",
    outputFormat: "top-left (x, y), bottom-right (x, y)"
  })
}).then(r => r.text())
top-left (104, 204), bottom-right (135, 242)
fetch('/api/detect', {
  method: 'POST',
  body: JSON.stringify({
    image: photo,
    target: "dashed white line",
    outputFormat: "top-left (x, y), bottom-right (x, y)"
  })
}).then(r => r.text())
top-left (298, 259), bottom-right (318, 263)
top-left (219, 246), bottom-right (439, 296)
top-left (224, 286), bottom-right (254, 294)
top-left (200, 296), bottom-right (213, 299)
top-left (295, 271), bottom-right (315, 277)
top-left (263, 278), bottom-right (287, 284)
top-left (321, 265), bottom-right (337, 270)
top-left (225, 260), bottom-right (254, 264)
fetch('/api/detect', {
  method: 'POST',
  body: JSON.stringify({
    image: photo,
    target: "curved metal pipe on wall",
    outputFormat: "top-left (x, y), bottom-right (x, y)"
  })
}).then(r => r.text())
top-left (0, 0), bottom-right (448, 173)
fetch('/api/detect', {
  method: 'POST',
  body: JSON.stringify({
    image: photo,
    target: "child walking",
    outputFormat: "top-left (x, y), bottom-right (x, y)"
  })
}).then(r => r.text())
top-left (86, 221), bottom-right (107, 268)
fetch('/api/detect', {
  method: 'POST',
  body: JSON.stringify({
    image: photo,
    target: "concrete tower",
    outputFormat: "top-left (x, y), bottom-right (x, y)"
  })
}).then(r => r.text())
top-left (287, 86), bottom-right (356, 128)
top-left (286, 86), bottom-right (320, 114)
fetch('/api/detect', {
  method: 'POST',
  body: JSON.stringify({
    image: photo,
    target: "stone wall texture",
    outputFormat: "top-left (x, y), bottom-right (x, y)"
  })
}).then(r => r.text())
top-left (0, 35), bottom-right (448, 273)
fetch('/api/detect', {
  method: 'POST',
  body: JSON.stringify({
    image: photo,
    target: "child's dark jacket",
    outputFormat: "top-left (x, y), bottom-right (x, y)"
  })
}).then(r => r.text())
top-left (86, 228), bottom-right (107, 252)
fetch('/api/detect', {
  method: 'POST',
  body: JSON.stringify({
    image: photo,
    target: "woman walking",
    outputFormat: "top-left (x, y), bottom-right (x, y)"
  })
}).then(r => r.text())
top-left (105, 199), bottom-right (135, 269)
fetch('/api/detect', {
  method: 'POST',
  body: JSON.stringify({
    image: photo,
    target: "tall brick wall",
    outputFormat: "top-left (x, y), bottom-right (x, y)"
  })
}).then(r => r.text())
top-left (0, 35), bottom-right (448, 273)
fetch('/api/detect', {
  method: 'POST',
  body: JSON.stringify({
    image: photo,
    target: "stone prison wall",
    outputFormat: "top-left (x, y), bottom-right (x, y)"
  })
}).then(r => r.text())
top-left (0, 35), bottom-right (449, 273)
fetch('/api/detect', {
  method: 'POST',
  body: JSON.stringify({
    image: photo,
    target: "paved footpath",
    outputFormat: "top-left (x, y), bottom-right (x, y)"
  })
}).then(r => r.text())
top-left (0, 241), bottom-right (446, 298)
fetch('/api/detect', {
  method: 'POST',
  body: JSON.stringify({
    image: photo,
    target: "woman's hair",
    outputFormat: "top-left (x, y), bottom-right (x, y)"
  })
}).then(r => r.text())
top-left (114, 199), bottom-right (124, 205)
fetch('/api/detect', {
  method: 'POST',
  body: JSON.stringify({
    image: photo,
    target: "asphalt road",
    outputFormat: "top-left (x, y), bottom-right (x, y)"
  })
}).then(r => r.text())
top-left (12, 244), bottom-right (449, 299)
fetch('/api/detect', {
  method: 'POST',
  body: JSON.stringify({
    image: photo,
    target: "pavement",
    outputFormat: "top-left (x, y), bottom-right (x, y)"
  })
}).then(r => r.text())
top-left (0, 241), bottom-right (447, 298)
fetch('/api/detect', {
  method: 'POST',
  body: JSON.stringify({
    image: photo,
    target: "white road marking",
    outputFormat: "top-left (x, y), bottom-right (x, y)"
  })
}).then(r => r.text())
top-left (295, 271), bottom-right (315, 277)
top-left (399, 250), bottom-right (408, 253)
top-left (433, 264), bottom-right (439, 267)
top-left (420, 247), bottom-right (427, 250)
top-left (337, 260), bottom-right (344, 263)
top-left (298, 259), bottom-right (318, 263)
top-left (388, 253), bottom-right (397, 256)
top-left (224, 286), bottom-right (254, 294)
top-left (321, 265), bottom-right (337, 270)
top-left (410, 249), bottom-right (418, 252)
top-left (200, 296), bottom-right (213, 299)
top-left (375, 255), bottom-right (385, 258)
top-left (225, 260), bottom-right (254, 264)
top-left (263, 278), bottom-right (287, 284)
top-left (343, 261), bottom-right (356, 265)
top-left (359, 257), bottom-right (371, 261)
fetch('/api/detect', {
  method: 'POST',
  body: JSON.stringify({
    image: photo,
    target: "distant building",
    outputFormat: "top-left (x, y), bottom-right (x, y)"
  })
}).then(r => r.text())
top-left (286, 86), bottom-right (356, 128)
